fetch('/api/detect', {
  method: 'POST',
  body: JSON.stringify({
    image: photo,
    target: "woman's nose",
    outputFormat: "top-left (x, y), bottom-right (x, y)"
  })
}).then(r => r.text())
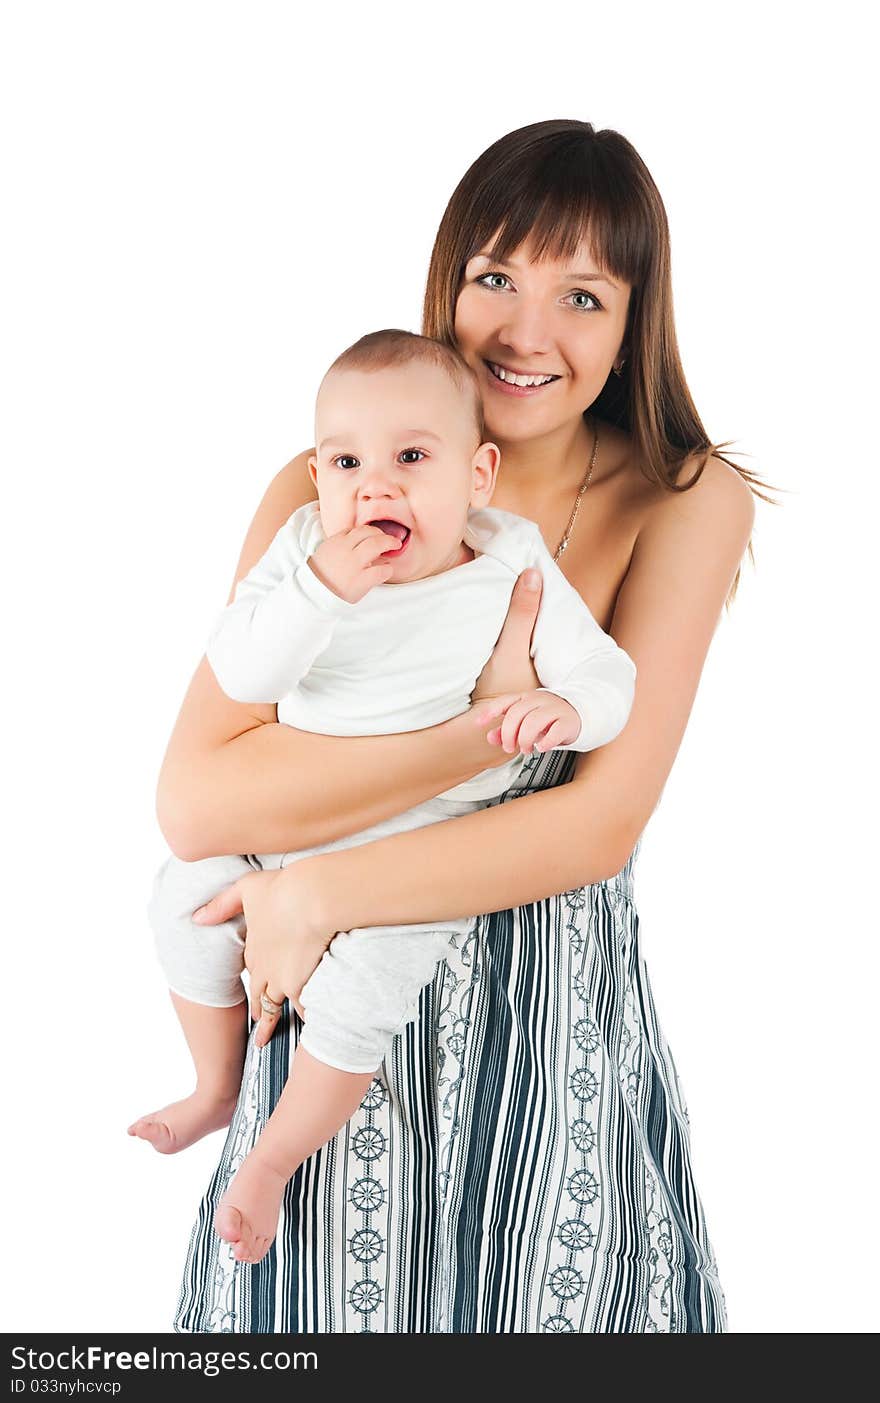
top-left (496, 299), bottom-right (554, 360)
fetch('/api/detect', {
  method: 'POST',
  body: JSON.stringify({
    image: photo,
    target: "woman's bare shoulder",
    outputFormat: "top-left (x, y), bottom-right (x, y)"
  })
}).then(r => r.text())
top-left (229, 448), bottom-right (319, 591)
top-left (591, 441), bottom-right (755, 620)
top-left (645, 452), bottom-right (755, 542)
top-left (600, 422), bottom-right (752, 513)
top-left (620, 453), bottom-right (755, 620)
top-left (597, 418), bottom-right (755, 537)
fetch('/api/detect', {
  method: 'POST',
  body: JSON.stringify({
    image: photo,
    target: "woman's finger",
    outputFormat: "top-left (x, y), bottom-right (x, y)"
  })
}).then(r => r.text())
top-left (503, 569), bottom-right (543, 637)
top-left (249, 976), bottom-right (264, 1024)
top-left (491, 570), bottom-right (543, 671)
top-left (472, 570), bottom-right (542, 700)
top-left (254, 987), bottom-right (286, 1048)
top-left (192, 880), bottom-right (245, 926)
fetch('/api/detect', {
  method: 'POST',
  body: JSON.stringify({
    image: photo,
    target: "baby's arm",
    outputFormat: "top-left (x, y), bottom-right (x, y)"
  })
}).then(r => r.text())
top-left (479, 528), bottom-right (637, 758)
top-left (527, 531), bottom-right (637, 752)
top-left (205, 513), bottom-right (339, 703)
top-left (206, 513), bottom-right (400, 703)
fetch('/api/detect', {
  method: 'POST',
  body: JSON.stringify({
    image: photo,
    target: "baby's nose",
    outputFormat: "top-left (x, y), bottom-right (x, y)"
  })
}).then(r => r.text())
top-left (360, 469), bottom-right (399, 496)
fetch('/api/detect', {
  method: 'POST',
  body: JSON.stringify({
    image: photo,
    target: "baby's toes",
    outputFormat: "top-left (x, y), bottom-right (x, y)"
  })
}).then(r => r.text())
top-left (214, 1203), bottom-right (244, 1246)
top-left (143, 1120), bottom-right (174, 1152)
top-left (129, 1117), bottom-right (172, 1151)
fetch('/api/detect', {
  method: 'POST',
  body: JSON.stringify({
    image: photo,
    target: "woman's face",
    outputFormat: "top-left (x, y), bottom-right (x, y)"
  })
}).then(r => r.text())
top-left (454, 234), bottom-right (631, 445)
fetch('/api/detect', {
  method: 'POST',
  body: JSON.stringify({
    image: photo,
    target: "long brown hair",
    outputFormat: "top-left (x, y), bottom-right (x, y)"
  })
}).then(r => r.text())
top-left (423, 119), bottom-right (774, 599)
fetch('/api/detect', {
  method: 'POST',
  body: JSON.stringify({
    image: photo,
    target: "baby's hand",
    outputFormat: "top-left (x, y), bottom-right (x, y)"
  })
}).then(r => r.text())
top-left (472, 689), bottom-right (581, 756)
top-left (308, 523), bottom-right (405, 604)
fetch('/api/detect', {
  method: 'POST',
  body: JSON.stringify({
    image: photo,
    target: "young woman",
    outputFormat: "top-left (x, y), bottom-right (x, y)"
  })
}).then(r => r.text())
top-left (165, 120), bottom-right (763, 1333)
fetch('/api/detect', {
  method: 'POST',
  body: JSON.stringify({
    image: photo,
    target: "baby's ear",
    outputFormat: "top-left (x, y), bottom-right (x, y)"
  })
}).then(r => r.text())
top-left (470, 442), bottom-right (501, 508)
top-left (307, 455), bottom-right (319, 486)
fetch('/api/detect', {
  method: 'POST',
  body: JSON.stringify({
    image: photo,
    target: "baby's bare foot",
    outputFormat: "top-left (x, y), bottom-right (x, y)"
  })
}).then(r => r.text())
top-left (214, 1151), bottom-right (288, 1264)
top-left (127, 1090), bottom-right (238, 1154)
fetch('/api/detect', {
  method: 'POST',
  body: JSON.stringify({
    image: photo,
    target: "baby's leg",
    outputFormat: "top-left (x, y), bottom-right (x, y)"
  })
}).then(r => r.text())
top-left (127, 995), bottom-right (249, 1153)
top-left (215, 1049), bottom-right (374, 1264)
top-left (298, 918), bottom-right (465, 1074)
top-left (212, 801), bottom-right (477, 1258)
top-left (128, 852), bottom-right (260, 1153)
top-left (214, 917), bottom-right (468, 1263)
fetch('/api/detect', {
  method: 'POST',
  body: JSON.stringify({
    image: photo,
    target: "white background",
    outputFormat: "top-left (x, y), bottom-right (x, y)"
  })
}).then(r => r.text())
top-left (2, 0), bottom-right (876, 1334)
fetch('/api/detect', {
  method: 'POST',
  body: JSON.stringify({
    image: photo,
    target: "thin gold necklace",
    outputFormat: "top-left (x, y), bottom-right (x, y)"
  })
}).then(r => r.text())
top-left (553, 420), bottom-right (599, 562)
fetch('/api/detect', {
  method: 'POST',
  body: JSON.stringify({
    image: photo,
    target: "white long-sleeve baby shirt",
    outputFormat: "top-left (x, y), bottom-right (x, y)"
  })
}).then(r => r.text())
top-left (207, 502), bottom-right (636, 801)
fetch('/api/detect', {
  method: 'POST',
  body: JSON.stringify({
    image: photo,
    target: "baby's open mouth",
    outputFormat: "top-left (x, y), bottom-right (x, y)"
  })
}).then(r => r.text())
top-left (369, 519), bottom-right (411, 551)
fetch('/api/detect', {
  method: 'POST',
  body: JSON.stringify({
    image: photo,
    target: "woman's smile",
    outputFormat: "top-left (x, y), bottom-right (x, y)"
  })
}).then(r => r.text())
top-left (483, 358), bottom-right (562, 397)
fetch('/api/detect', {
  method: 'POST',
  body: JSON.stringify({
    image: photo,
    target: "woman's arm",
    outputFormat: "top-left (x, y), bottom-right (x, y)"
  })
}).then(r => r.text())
top-left (284, 459), bottom-right (757, 929)
top-left (158, 452), bottom-right (541, 860)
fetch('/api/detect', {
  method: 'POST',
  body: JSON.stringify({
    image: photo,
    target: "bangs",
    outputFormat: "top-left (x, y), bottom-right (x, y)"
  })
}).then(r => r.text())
top-left (464, 131), bottom-right (655, 289)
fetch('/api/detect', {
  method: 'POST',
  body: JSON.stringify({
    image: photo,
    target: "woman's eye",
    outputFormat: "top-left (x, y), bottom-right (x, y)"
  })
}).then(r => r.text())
top-left (399, 449), bottom-right (426, 464)
top-left (334, 455), bottom-right (360, 470)
top-left (566, 290), bottom-right (602, 312)
top-left (476, 272), bottom-right (512, 292)
top-left (476, 272), bottom-right (599, 312)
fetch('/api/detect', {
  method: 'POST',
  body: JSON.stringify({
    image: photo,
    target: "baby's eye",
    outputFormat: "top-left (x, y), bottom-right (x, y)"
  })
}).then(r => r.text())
top-left (476, 272), bottom-right (512, 292)
top-left (333, 455), bottom-right (360, 470)
top-left (399, 448), bottom-right (426, 464)
top-left (565, 290), bottom-right (602, 312)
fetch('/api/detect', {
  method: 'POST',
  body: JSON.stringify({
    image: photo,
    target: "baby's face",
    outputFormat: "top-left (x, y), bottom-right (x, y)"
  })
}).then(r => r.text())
top-left (308, 361), bottom-right (498, 583)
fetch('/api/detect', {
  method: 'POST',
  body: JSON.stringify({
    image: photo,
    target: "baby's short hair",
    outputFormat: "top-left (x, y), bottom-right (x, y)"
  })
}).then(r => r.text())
top-left (327, 329), bottom-right (485, 441)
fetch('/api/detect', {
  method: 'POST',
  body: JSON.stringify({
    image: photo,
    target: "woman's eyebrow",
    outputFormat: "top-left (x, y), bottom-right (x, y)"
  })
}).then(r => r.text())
top-left (564, 270), bottom-right (618, 289)
top-left (469, 250), bottom-right (618, 290)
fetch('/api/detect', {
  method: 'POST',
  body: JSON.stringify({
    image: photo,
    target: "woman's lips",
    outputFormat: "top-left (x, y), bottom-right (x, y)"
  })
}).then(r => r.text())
top-left (483, 360), bottom-right (560, 397)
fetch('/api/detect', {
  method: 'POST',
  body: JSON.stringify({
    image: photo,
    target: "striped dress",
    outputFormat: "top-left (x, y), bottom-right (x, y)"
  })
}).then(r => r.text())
top-left (174, 749), bottom-right (727, 1333)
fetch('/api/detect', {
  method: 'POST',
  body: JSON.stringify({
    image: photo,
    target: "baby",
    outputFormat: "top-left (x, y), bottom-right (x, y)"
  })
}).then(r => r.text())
top-left (129, 329), bottom-right (636, 1265)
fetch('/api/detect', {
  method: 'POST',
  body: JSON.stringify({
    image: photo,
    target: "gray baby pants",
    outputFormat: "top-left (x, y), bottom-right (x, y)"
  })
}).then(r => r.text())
top-left (148, 795), bottom-right (478, 1074)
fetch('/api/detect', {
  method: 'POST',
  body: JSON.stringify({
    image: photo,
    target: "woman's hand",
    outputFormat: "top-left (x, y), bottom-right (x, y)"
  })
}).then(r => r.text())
top-left (471, 568), bottom-right (543, 743)
top-left (193, 863), bottom-right (336, 1047)
top-left (472, 568), bottom-right (542, 700)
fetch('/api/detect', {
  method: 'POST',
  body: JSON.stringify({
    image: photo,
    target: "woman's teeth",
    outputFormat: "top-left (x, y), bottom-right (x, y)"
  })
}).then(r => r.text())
top-left (487, 362), bottom-right (558, 388)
